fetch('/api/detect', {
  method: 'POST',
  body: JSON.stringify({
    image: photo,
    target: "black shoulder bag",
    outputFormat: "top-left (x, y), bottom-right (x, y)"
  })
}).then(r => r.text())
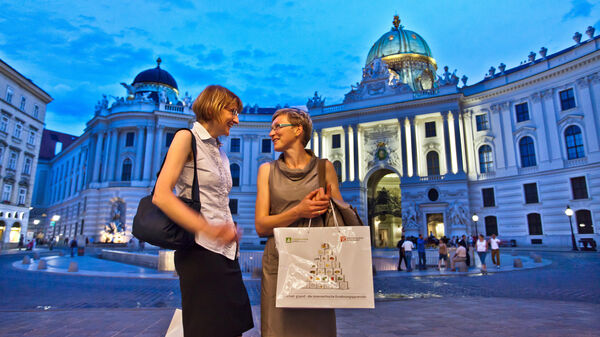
top-left (132, 128), bottom-right (198, 250)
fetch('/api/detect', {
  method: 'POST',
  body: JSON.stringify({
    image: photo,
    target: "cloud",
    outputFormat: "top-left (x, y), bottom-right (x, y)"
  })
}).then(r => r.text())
top-left (196, 49), bottom-right (226, 65)
top-left (563, 0), bottom-right (594, 20)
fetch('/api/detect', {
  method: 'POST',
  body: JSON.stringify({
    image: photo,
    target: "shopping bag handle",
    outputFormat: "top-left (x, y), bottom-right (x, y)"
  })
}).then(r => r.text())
top-left (307, 199), bottom-right (341, 232)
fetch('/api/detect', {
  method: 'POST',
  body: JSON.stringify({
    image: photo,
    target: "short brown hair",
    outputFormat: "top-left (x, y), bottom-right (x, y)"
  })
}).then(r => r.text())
top-left (191, 85), bottom-right (242, 123)
top-left (272, 108), bottom-right (312, 146)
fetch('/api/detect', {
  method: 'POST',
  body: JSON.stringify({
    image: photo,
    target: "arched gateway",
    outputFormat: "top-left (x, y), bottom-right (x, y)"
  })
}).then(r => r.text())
top-left (366, 169), bottom-right (402, 248)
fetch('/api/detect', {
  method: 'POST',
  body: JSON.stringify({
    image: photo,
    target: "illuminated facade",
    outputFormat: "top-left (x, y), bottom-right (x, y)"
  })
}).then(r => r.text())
top-left (0, 58), bottom-right (51, 246)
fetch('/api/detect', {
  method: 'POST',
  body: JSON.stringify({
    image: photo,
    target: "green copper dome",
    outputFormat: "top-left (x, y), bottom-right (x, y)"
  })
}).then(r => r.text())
top-left (366, 17), bottom-right (433, 66)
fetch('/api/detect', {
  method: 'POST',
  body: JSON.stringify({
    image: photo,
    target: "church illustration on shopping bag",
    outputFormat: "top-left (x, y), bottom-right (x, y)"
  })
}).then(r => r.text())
top-left (305, 243), bottom-right (349, 290)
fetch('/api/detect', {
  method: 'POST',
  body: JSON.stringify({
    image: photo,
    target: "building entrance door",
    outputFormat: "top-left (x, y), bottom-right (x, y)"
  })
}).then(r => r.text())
top-left (367, 169), bottom-right (401, 248)
top-left (426, 213), bottom-right (444, 238)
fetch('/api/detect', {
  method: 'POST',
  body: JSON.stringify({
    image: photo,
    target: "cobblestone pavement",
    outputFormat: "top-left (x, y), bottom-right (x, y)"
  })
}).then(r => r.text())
top-left (0, 249), bottom-right (598, 336)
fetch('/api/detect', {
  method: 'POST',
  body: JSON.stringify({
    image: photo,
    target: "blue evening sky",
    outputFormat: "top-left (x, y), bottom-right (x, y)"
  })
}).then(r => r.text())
top-left (1, 0), bottom-right (598, 136)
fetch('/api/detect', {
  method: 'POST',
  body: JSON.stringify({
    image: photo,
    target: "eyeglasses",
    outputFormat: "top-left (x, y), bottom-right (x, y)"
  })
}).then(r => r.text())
top-left (270, 123), bottom-right (295, 132)
top-left (226, 108), bottom-right (239, 116)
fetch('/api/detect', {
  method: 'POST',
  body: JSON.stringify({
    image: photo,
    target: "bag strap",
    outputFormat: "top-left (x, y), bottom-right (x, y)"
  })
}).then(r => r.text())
top-left (317, 158), bottom-right (327, 190)
top-left (151, 128), bottom-right (200, 203)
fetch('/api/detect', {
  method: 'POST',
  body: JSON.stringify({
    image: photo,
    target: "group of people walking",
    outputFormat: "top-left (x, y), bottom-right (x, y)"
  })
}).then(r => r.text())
top-left (152, 85), bottom-right (341, 336)
top-left (397, 233), bottom-right (502, 274)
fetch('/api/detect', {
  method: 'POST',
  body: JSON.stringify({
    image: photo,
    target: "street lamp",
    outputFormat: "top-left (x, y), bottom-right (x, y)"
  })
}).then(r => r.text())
top-left (564, 205), bottom-right (578, 251)
top-left (472, 213), bottom-right (479, 237)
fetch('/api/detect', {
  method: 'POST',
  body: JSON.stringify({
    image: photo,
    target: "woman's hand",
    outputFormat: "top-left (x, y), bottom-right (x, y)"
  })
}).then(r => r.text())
top-left (202, 220), bottom-right (238, 245)
top-left (314, 184), bottom-right (332, 202)
top-left (294, 189), bottom-right (330, 218)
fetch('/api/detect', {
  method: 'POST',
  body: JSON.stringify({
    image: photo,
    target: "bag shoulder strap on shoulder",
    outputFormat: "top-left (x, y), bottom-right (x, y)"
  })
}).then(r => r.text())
top-left (317, 158), bottom-right (327, 190)
top-left (152, 128), bottom-right (200, 203)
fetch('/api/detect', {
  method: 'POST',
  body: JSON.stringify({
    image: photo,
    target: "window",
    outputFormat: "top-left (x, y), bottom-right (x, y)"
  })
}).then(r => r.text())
top-left (515, 102), bottom-right (529, 123)
top-left (5, 87), bottom-right (13, 103)
top-left (80, 219), bottom-right (85, 235)
top-left (485, 216), bottom-right (498, 236)
top-left (17, 188), bottom-right (26, 205)
top-left (527, 213), bottom-right (543, 235)
top-left (0, 116), bottom-right (7, 132)
top-left (565, 125), bottom-right (584, 159)
top-left (229, 199), bottom-right (238, 215)
top-left (333, 160), bottom-right (342, 183)
top-left (125, 132), bottom-right (135, 147)
top-left (519, 136), bottom-right (536, 167)
top-left (230, 138), bottom-right (240, 152)
top-left (482, 188), bottom-right (495, 207)
top-left (28, 130), bottom-right (35, 145)
top-left (559, 88), bottom-right (576, 111)
top-left (332, 134), bottom-right (341, 148)
top-left (425, 121), bottom-right (436, 137)
top-left (33, 105), bottom-right (39, 118)
top-left (523, 183), bottom-right (539, 204)
top-left (475, 114), bottom-right (489, 131)
top-left (576, 210), bottom-right (594, 234)
top-left (121, 159), bottom-right (132, 181)
top-left (2, 184), bottom-right (12, 201)
top-left (165, 132), bottom-right (175, 147)
top-left (13, 122), bottom-right (22, 139)
top-left (19, 96), bottom-right (26, 111)
top-left (22, 157), bottom-right (32, 175)
top-left (0, 147), bottom-right (3, 164)
top-left (570, 176), bottom-right (588, 199)
top-left (478, 145), bottom-right (493, 173)
top-left (8, 151), bottom-right (17, 170)
top-left (54, 142), bottom-right (62, 155)
top-left (426, 151), bottom-right (440, 176)
top-left (230, 163), bottom-right (240, 186)
top-left (261, 139), bottom-right (271, 153)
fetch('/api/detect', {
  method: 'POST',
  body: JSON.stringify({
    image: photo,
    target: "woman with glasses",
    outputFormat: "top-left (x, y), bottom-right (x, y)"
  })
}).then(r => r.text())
top-left (255, 108), bottom-right (343, 337)
top-left (152, 85), bottom-right (253, 336)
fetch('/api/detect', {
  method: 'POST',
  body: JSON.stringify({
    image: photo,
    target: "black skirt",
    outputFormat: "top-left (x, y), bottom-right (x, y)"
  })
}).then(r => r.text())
top-left (175, 245), bottom-right (254, 337)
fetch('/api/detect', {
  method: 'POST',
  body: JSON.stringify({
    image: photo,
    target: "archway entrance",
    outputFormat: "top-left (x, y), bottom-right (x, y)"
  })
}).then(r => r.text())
top-left (367, 169), bottom-right (402, 248)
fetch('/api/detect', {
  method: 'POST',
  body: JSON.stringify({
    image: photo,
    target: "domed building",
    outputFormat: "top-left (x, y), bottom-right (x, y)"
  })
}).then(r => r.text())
top-left (33, 17), bottom-right (600, 250)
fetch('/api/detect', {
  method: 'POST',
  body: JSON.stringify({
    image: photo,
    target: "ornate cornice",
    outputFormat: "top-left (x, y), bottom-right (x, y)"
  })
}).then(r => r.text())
top-left (576, 77), bottom-right (590, 88)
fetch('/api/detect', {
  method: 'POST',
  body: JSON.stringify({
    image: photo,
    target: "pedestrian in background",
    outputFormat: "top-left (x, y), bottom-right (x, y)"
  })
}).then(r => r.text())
top-left (489, 233), bottom-right (501, 269)
top-left (438, 238), bottom-right (449, 271)
top-left (69, 237), bottom-right (78, 257)
top-left (402, 238), bottom-right (414, 272)
top-left (18, 235), bottom-right (24, 250)
top-left (459, 235), bottom-right (470, 266)
top-left (417, 234), bottom-right (426, 270)
top-left (397, 236), bottom-right (407, 271)
top-left (476, 234), bottom-right (488, 274)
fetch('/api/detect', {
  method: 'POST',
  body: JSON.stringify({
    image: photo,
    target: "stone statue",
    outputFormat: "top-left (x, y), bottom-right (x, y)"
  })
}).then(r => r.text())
top-left (402, 201), bottom-right (418, 229)
top-left (101, 94), bottom-right (108, 109)
top-left (447, 201), bottom-right (468, 229)
top-left (182, 91), bottom-right (192, 107)
top-left (120, 82), bottom-right (135, 99)
top-left (306, 91), bottom-right (324, 109)
top-left (158, 88), bottom-right (168, 104)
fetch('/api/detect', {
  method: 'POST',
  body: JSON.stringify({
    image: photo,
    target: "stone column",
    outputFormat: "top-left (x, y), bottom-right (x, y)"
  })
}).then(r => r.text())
top-left (400, 118), bottom-right (408, 177)
top-left (92, 132), bottom-right (104, 183)
top-left (404, 117), bottom-right (414, 177)
top-left (450, 110), bottom-right (463, 173)
top-left (462, 110), bottom-right (476, 175)
top-left (142, 125), bottom-right (155, 181)
top-left (314, 130), bottom-right (321, 158)
top-left (490, 104), bottom-right (507, 170)
top-left (106, 130), bottom-right (119, 181)
top-left (499, 103), bottom-right (516, 169)
top-left (135, 126), bottom-right (145, 180)
top-left (242, 135), bottom-right (252, 186)
top-left (539, 89), bottom-right (563, 162)
top-left (575, 77), bottom-right (600, 153)
top-left (587, 73), bottom-right (600, 152)
top-left (529, 94), bottom-right (550, 164)
top-left (344, 125), bottom-right (352, 183)
top-left (410, 117), bottom-right (418, 176)
top-left (441, 111), bottom-right (452, 174)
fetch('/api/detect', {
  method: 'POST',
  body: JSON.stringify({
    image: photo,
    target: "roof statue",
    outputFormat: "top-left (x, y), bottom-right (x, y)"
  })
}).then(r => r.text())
top-left (306, 91), bottom-right (325, 109)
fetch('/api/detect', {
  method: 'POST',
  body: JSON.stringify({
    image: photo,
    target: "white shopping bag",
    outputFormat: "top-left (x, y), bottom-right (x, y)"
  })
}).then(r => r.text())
top-left (274, 223), bottom-right (374, 308)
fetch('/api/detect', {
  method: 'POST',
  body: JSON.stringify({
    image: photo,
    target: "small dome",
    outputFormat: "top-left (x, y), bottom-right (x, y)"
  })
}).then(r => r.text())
top-left (132, 58), bottom-right (178, 90)
top-left (366, 17), bottom-right (433, 66)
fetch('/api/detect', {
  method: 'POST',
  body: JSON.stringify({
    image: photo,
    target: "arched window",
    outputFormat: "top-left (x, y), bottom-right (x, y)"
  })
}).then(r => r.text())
top-left (230, 163), bottom-right (240, 187)
top-left (333, 160), bottom-right (342, 183)
top-left (426, 151), bottom-right (440, 176)
top-left (519, 137), bottom-right (536, 167)
top-left (575, 209), bottom-right (594, 234)
top-left (527, 213), bottom-right (543, 235)
top-left (121, 159), bottom-right (132, 181)
top-left (565, 125), bottom-right (585, 159)
top-left (485, 216), bottom-right (498, 236)
top-left (478, 145), bottom-right (493, 173)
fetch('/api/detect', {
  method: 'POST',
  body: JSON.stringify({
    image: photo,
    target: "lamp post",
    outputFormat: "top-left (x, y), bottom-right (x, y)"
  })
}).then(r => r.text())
top-left (472, 213), bottom-right (479, 237)
top-left (564, 205), bottom-right (578, 251)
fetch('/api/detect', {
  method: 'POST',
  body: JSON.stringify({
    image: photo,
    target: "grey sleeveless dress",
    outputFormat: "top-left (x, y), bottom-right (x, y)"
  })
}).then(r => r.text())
top-left (261, 151), bottom-right (336, 337)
